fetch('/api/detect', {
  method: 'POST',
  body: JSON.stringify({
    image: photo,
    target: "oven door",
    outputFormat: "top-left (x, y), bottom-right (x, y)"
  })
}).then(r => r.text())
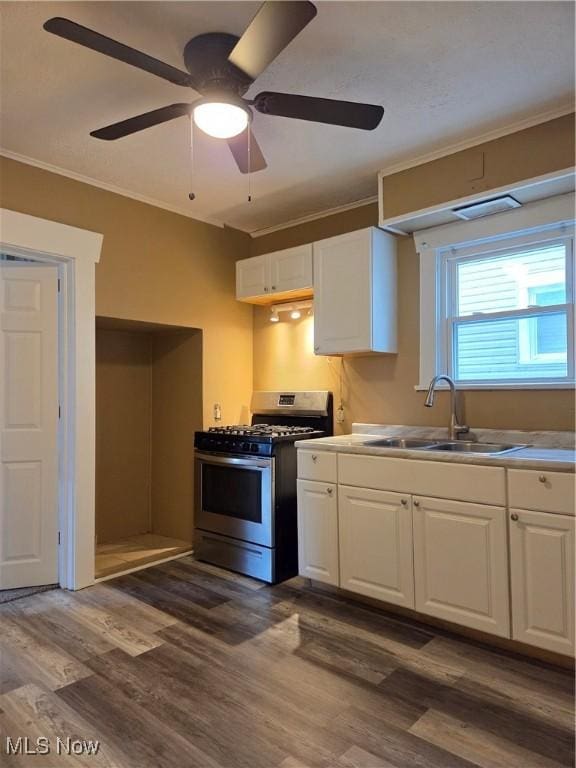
top-left (195, 452), bottom-right (274, 547)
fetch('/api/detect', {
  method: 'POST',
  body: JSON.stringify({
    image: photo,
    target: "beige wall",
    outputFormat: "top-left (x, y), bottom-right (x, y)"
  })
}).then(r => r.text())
top-left (252, 115), bottom-right (575, 433)
top-left (381, 113), bottom-right (575, 219)
top-left (151, 331), bottom-right (203, 543)
top-left (0, 156), bottom-right (253, 544)
top-left (96, 329), bottom-right (153, 543)
top-left (0, 156), bottom-right (253, 428)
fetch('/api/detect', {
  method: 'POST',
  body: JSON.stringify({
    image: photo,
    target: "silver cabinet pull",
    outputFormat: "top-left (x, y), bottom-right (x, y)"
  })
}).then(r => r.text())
top-left (401, 499), bottom-right (408, 506)
top-left (538, 475), bottom-right (547, 483)
top-left (413, 500), bottom-right (420, 507)
top-left (510, 513), bottom-right (519, 521)
top-left (311, 455), bottom-right (317, 462)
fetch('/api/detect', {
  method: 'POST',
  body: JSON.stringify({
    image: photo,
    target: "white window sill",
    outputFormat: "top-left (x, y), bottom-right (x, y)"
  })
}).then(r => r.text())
top-left (415, 382), bottom-right (576, 391)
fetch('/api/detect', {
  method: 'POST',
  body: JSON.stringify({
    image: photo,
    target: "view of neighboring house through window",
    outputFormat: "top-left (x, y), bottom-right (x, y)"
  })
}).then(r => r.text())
top-left (443, 237), bottom-right (573, 385)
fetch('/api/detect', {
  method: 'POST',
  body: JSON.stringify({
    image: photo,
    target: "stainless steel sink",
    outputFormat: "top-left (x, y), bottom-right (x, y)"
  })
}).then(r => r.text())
top-left (362, 438), bottom-right (528, 455)
top-left (428, 441), bottom-right (527, 455)
top-left (363, 438), bottom-right (441, 449)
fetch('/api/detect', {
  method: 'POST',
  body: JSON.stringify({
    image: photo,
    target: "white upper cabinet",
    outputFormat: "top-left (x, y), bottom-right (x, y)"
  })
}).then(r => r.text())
top-left (236, 254), bottom-right (269, 300)
top-left (313, 227), bottom-right (397, 356)
top-left (236, 244), bottom-right (313, 303)
top-left (269, 245), bottom-right (313, 295)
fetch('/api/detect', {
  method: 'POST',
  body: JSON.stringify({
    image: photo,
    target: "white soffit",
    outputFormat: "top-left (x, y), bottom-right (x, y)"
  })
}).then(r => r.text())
top-left (381, 169), bottom-right (576, 236)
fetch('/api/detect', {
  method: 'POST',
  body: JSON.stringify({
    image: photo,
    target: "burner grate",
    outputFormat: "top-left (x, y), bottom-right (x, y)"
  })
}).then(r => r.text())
top-left (207, 424), bottom-right (316, 437)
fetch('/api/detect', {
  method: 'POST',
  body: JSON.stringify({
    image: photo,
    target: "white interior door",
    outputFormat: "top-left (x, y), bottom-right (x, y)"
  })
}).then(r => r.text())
top-left (0, 263), bottom-right (59, 589)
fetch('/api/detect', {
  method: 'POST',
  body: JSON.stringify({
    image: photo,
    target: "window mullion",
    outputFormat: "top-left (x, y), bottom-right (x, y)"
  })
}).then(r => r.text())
top-left (451, 304), bottom-right (570, 325)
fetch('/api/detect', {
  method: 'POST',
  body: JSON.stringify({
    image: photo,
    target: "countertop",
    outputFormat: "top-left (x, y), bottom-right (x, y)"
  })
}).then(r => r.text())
top-left (295, 424), bottom-right (576, 472)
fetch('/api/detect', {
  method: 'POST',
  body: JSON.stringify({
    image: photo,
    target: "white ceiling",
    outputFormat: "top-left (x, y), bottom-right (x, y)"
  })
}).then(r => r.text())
top-left (0, 1), bottom-right (574, 233)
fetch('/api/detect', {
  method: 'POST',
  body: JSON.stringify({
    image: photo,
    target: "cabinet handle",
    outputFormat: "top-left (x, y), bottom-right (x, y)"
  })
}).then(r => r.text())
top-left (538, 475), bottom-right (547, 484)
top-left (413, 500), bottom-right (420, 507)
top-left (311, 455), bottom-right (317, 462)
top-left (401, 499), bottom-right (408, 506)
top-left (271, 285), bottom-right (276, 290)
top-left (327, 487), bottom-right (333, 495)
top-left (510, 513), bottom-right (519, 521)
top-left (264, 286), bottom-right (268, 292)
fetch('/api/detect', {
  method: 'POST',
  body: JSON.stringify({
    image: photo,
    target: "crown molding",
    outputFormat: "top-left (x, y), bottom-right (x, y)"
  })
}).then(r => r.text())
top-left (0, 148), bottom-right (226, 229)
top-left (2, 103), bottom-right (573, 239)
top-left (250, 103), bottom-right (575, 238)
top-left (250, 195), bottom-right (379, 238)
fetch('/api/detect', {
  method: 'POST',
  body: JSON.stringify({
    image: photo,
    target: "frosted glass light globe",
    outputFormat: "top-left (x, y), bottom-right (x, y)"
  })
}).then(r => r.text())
top-left (193, 102), bottom-right (248, 139)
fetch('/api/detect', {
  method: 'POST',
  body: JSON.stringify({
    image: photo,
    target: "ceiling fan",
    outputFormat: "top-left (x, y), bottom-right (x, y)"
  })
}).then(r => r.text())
top-left (43, 1), bottom-right (384, 175)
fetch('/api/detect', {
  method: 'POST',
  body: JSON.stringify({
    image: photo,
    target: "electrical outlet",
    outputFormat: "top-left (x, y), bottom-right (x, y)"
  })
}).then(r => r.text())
top-left (336, 405), bottom-right (345, 424)
top-left (213, 403), bottom-right (222, 421)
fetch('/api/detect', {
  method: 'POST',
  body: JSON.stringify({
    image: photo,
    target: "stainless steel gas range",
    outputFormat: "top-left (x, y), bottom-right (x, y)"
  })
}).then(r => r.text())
top-left (194, 391), bottom-right (333, 583)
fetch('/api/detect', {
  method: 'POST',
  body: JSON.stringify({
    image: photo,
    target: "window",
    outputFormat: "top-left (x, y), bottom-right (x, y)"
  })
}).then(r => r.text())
top-left (447, 239), bottom-right (573, 384)
top-left (416, 199), bottom-right (575, 389)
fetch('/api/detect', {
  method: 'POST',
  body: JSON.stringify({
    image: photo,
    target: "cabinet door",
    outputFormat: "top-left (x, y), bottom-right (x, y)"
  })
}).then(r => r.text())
top-left (339, 486), bottom-right (414, 607)
top-left (236, 255), bottom-right (269, 299)
top-left (297, 479), bottom-right (338, 585)
top-left (269, 244), bottom-right (313, 294)
top-left (413, 496), bottom-right (510, 637)
top-left (313, 229), bottom-right (372, 354)
top-left (509, 509), bottom-right (575, 655)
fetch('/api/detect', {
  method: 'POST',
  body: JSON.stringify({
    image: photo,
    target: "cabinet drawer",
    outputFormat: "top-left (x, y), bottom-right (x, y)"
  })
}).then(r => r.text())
top-left (508, 469), bottom-right (575, 516)
top-left (338, 454), bottom-right (505, 505)
top-left (298, 450), bottom-right (337, 483)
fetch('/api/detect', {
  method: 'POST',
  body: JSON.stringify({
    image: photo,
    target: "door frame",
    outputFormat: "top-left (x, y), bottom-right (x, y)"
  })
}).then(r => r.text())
top-left (1, 208), bottom-right (103, 589)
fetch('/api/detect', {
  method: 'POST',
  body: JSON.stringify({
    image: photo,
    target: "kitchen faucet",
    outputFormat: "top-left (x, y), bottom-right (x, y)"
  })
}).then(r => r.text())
top-left (424, 375), bottom-right (469, 441)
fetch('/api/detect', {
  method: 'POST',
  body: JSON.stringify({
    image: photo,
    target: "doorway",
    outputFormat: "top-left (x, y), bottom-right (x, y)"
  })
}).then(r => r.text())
top-left (0, 259), bottom-right (59, 589)
top-left (1, 207), bottom-right (103, 591)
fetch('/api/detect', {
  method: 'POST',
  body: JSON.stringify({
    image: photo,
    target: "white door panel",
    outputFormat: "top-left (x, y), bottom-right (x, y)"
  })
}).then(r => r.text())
top-left (1, 263), bottom-right (59, 589)
top-left (413, 496), bottom-right (510, 637)
top-left (339, 485), bottom-right (414, 607)
top-left (509, 509), bottom-right (575, 655)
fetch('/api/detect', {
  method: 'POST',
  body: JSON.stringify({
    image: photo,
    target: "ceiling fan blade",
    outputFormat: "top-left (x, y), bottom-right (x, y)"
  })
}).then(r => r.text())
top-left (228, 1), bottom-right (317, 80)
top-left (254, 91), bottom-right (384, 130)
top-left (90, 103), bottom-right (192, 140)
top-left (227, 130), bottom-right (267, 174)
top-left (44, 18), bottom-right (195, 87)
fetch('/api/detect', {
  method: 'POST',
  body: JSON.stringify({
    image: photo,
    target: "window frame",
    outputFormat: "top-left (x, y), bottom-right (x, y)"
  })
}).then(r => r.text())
top-left (416, 195), bottom-right (576, 390)
top-left (440, 234), bottom-right (574, 386)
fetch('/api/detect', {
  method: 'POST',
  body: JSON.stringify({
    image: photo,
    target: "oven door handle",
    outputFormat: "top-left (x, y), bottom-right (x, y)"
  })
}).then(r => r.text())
top-left (195, 452), bottom-right (272, 470)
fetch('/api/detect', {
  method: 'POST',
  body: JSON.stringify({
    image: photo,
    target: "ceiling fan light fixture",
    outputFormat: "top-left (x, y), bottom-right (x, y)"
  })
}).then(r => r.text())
top-left (193, 100), bottom-right (250, 139)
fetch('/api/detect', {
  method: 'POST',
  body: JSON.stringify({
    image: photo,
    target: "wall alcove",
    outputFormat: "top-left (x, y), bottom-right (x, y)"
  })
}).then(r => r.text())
top-left (95, 316), bottom-right (203, 578)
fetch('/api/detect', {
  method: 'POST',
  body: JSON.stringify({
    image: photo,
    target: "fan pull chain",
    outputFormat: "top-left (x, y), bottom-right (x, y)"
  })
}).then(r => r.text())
top-left (188, 116), bottom-right (196, 201)
top-left (247, 127), bottom-right (252, 203)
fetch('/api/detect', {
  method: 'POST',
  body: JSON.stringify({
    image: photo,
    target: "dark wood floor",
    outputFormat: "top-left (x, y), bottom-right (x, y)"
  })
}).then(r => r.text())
top-left (1, 556), bottom-right (574, 768)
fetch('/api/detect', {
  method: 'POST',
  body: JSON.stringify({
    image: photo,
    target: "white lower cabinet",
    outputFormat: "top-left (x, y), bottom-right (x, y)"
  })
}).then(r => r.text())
top-left (296, 449), bottom-right (575, 656)
top-left (509, 509), bottom-right (575, 655)
top-left (412, 496), bottom-right (510, 638)
top-left (296, 479), bottom-right (339, 585)
top-left (338, 486), bottom-right (415, 607)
